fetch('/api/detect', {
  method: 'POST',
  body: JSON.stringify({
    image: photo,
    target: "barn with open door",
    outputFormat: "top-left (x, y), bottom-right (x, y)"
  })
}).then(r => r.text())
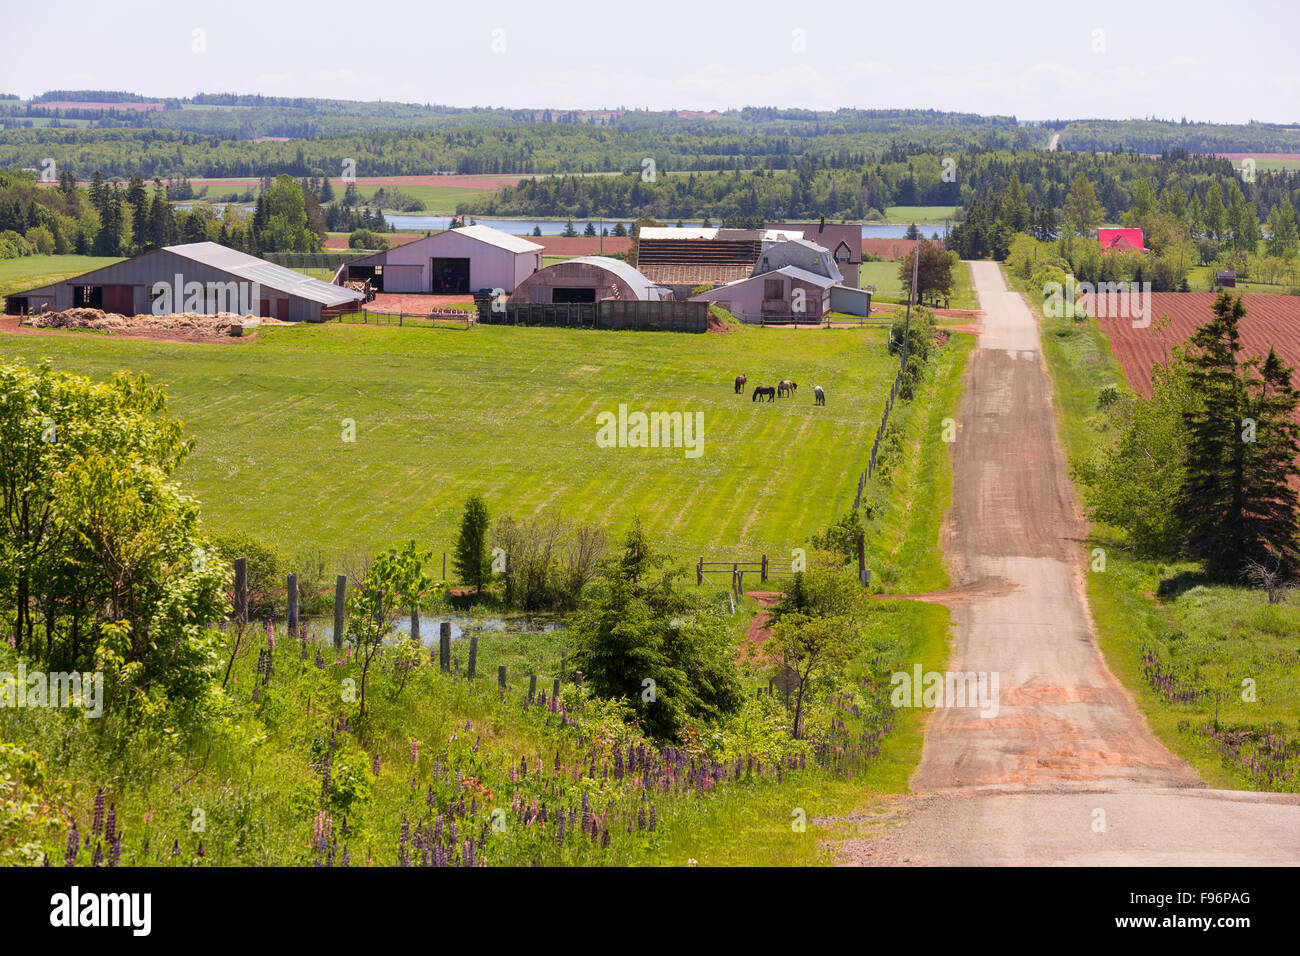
top-left (508, 256), bottom-right (664, 304)
top-left (339, 224), bottom-right (543, 295)
top-left (3, 242), bottom-right (363, 321)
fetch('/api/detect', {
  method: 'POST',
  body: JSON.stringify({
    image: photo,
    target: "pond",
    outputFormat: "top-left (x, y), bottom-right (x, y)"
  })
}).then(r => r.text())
top-left (306, 612), bottom-right (560, 646)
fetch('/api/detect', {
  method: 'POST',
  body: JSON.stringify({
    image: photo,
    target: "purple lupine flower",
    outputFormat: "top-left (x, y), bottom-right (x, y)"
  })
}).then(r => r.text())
top-left (648, 804), bottom-right (657, 831)
top-left (252, 682), bottom-right (260, 702)
top-left (105, 805), bottom-right (117, 845)
top-left (315, 650), bottom-right (325, 669)
top-left (170, 839), bottom-right (180, 858)
top-left (372, 754), bottom-right (382, 777)
top-left (92, 788), bottom-right (105, 836)
top-left (64, 822), bottom-right (79, 867)
top-left (91, 843), bottom-right (103, 867)
top-left (107, 835), bottom-right (121, 868)
top-left (410, 739), bottom-right (419, 763)
top-left (196, 841), bottom-right (205, 859)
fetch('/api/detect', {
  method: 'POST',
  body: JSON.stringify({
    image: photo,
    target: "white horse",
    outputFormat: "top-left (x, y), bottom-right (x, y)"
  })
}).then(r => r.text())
top-left (813, 384), bottom-right (825, 406)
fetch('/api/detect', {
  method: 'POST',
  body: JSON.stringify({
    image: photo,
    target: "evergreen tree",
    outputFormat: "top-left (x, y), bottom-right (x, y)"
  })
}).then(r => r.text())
top-left (1178, 294), bottom-right (1300, 574)
top-left (453, 494), bottom-right (491, 593)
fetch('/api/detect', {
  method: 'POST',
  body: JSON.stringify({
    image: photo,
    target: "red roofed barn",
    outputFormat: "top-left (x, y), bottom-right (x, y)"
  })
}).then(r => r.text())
top-left (1097, 228), bottom-right (1146, 253)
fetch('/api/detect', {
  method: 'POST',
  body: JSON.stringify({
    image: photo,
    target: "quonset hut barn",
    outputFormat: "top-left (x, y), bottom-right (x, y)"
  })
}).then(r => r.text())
top-left (4, 242), bottom-right (363, 321)
top-left (337, 224), bottom-right (544, 294)
top-left (508, 256), bottom-right (665, 304)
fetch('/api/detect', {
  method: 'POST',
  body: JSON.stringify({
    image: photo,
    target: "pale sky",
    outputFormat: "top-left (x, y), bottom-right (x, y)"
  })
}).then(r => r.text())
top-left (3, 0), bottom-right (1296, 124)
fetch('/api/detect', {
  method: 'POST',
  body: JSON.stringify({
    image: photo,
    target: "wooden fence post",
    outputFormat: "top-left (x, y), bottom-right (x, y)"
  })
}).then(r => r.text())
top-left (528, 674), bottom-right (537, 701)
top-left (498, 665), bottom-right (507, 689)
top-left (233, 557), bottom-right (248, 625)
top-left (410, 607), bottom-right (420, 643)
top-left (286, 572), bottom-right (298, 634)
top-left (697, 557), bottom-right (703, 586)
top-left (439, 622), bottom-right (451, 672)
top-left (857, 531), bottom-right (868, 587)
top-left (574, 670), bottom-right (583, 688)
top-left (552, 677), bottom-right (560, 700)
top-left (468, 635), bottom-right (478, 678)
top-left (332, 575), bottom-right (346, 649)
top-left (442, 552), bottom-right (447, 581)
top-left (761, 554), bottom-right (768, 583)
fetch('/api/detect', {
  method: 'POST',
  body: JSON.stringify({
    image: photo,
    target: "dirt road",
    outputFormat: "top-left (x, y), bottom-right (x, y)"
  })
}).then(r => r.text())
top-left (839, 261), bottom-right (1300, 865)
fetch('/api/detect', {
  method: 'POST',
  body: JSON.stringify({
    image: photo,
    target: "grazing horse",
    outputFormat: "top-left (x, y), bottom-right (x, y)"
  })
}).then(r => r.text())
top-left (777, 379), bottom-right (797, 398)
top-left (734, 373), bottom-right (747, 394)
top-left (813, 384), bottom-right (825, 406)
top-left (752, 385), bottom-right (776, 403)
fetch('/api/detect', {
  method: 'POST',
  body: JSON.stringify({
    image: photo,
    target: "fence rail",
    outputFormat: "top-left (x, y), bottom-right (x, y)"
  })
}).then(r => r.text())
top-left (332, 309), bottom-right (473, 329)
top-left (697, 555), bottom-right (768, 594)
top-left (478, 299), bottom-right (708, 332)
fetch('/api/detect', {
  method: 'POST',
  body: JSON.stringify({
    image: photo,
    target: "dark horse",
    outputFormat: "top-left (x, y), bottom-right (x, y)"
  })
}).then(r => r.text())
top-left (752, 385), bottom-right (776, 403)
top-left (777, 379), bottom-right (797, 398)
top-left (734, 373), bottom-right (747, 394)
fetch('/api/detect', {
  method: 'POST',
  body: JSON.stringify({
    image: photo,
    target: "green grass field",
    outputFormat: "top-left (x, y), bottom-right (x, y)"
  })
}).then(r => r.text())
top-left (0, 321), bottom-right (900, 565)
top-left (0, 255), bottom-right (124, 298)
top-left (884, 206), bottom-right (959, 224)
top-left (860, 257), bottom-right (977, 310)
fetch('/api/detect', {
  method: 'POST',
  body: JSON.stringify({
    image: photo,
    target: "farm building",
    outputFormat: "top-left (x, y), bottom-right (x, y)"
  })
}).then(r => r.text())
top-left (338, 224), bottom-right (543, 294)
top-left (635, 227), bottom-right (803, 297)
top-left (690, 266), bottom-right (843, 323)
top-left (1098, 227), bottom-right (1146, 253)
top-left (508, 256), bottom-right (665, 304)
top-left (754, 237), bottom-right (843, 283)
top-left (764, 220), bottom-right (863, 287)
top-left (4, 242), bottom-right (363, 321)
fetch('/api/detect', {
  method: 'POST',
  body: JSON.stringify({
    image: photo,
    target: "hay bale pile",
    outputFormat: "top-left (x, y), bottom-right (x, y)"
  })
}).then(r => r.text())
top-left (25, 308), bottom-right (253, 338)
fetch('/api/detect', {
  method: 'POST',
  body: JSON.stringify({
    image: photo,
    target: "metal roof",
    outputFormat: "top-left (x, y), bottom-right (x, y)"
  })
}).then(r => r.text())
top-left (166, 242), bottom-right (362, 307)
top-left (638, 227), bottom-right (803, 242)
top-left (447, 224), bottom-right (544, 253)
top-left (565, 256), bottom-right (664, 300)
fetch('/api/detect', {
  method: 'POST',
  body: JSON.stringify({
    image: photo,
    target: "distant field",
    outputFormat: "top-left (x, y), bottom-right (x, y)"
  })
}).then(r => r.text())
top-left (859, 255), bottom-right (976, 310)
top-left (884, 206), bottom-right (959, 224)
top-left (1216, 153), bottom-right (1300, 172)
top-left (0, 322), bottom-right (900, 564)
top-left (0, 255), bottom-right (123, 298)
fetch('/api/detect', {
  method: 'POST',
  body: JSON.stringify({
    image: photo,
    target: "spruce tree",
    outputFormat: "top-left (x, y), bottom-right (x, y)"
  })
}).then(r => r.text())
top-left (1178, 294), bottom-right (1300, 574)
top-left (453, 494), bottom-right (491, 593)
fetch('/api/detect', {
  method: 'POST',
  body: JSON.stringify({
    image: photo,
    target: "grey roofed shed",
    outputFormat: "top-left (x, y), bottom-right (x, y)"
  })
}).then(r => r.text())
top-left (4, 242), bottom-right (363, 321)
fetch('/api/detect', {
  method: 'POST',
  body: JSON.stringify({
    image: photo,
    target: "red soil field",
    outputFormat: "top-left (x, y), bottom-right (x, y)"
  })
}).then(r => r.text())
top-left (534, 236), bottom-right (632, 256)
top-left (1086, 292), bottom-right (1300, 396)
top-left (862, 238), bottom-right (922, 260)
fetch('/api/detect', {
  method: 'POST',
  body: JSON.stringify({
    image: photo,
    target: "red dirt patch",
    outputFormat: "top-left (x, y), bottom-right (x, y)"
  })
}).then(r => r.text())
top-left (365, 293), bottom-right (474, 313)
top-left (742, 591), bottom-right (783, 660)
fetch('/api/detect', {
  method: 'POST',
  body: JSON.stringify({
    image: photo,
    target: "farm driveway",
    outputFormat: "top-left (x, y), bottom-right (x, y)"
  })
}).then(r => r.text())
top-left (838, 261), bottom-right (1300, 865)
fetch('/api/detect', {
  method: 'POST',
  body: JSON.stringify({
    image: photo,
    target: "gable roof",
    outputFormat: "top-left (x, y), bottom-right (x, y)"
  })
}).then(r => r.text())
top-left (700, 265), bottom-right (838, 295)
top-left (765, 221), bottom-right (862, 264)
top-left (449, 223), bottom-right (545, 253)
top-left (1097, 228), bottom-right (1145, 252)
top-left (166, 242), bottom-right (363, 306)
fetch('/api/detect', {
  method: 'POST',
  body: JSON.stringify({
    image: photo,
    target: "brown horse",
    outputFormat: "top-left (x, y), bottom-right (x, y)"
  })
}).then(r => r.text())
top-left (752, 385), bottom-right (776, 403)
top-left (734, 373), bottom-right (747, 394)
top-left (777, 379), bottom-right (797, 398)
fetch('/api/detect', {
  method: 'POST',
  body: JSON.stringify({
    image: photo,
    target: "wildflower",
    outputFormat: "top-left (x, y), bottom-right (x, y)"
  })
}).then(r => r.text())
top-left (92, 788), bottom-right (105, 836)
top-left (170, 840), bottom-right (180, 858)
top-left (92, 843), bottom-right (103, 867)
top-left (410, 739), bottom-right (419, 763)
top-left (64, 822), bottom-right (79, 867)
top-left (372, 754), bottom-right (382, 777)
